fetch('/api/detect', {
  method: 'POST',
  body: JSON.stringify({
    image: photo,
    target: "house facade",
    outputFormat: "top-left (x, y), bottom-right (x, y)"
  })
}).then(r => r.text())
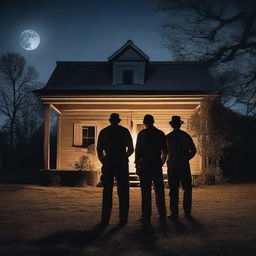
top-left (36, 40), bottom-right (218, 184)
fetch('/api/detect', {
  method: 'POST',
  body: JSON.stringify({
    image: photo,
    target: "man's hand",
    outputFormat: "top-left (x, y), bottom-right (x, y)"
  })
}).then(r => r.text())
top-left (135, 163), bottom-right (141, 176)
top-left (136, 169), bottom-right (141, 176)
top-left (161, 152), bottom-right (167, 166)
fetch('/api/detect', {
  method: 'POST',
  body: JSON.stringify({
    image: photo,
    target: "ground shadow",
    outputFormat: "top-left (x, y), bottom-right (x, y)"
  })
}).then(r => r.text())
top-left (31, 223), bottom-right (110, 248)
top-left (167, 216), bottom-right (205, 236)
top-left (158, 219), bottom-right (170, 235)
top-left (184, 215), bottom-right (203, 230)
top-left (124, 222), bottom-right (158, 251)
top-left (168, 218), bottom-right (188, 234)
top-left (100, 222), bottom-right (127, 241)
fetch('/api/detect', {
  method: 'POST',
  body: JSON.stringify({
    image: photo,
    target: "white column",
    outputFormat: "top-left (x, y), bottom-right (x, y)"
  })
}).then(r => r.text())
top-left (44, 104), bottom-right (50, 169)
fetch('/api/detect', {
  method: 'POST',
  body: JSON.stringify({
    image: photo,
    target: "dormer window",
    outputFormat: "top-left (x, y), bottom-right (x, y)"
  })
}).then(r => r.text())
top-left (109, 40), bottom-right (149, 86)
top-left (123, 70), bottom-right (133, 85)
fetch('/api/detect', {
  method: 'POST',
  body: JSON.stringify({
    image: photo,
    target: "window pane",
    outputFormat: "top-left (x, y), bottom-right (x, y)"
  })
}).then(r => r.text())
top-left (88, 127), bottom-right (95, 137)
top-left (81, 126), bottom-right (95, 148)
top-left (88, 138), bottom-right (95, 146)
top-left (82, 138), bottom-right (88, 147)
top-left (82, 127), bottom-right (88, 137)
top-left (123, 70), bottom-right (133, 85)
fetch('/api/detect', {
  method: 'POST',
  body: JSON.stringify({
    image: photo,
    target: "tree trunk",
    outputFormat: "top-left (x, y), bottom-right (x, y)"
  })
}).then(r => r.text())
top-left (10, 119), bottom-right (14, 150)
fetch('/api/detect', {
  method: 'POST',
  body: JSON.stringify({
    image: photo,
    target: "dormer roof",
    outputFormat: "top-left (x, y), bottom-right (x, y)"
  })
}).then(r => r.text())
top-left (108, 40), bottom-right (149, 61)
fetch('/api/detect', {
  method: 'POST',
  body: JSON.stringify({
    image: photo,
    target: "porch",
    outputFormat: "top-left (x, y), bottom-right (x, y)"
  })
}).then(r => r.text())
top-left (41, 95), bottom-right (210, 185)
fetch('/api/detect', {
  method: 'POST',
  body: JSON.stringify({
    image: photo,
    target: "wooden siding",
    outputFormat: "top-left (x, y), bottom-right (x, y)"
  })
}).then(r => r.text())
top-left (57, 110), bottom-right (202, 175)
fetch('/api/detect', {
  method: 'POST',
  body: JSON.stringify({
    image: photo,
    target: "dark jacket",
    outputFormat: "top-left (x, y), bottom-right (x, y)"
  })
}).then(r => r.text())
top-left (166, 129), bottom-right (196, 169)
top-left (97, 124), bottom-right (134, 165)
top-left (135, 126), bottom-right (167, 168)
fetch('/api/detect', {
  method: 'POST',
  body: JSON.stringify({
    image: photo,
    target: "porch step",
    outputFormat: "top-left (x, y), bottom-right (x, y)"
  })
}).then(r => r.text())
top-left (129, 172), bottom-right (169, 187)
top-left (129, 172), bottom-right (140, 187)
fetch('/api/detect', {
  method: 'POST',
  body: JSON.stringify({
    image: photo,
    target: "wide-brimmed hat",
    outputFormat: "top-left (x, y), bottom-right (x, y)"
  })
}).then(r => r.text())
top-left (109, 113), bottom-right (121, 123)
top-left (143, 114), bottom-right (154, 125)
top-left (169, 115), bottom-right (184, 125)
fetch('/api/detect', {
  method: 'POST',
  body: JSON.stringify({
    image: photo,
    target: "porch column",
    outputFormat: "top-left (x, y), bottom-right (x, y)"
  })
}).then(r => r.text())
top-left (44, 104), bottom-right (50, 169)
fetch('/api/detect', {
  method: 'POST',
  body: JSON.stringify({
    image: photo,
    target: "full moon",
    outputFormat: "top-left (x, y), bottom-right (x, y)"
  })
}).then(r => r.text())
top-left (20, 30), bottom-right (40, 51)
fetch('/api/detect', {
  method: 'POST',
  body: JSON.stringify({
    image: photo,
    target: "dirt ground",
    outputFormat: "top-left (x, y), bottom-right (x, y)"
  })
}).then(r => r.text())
top-left (0, 183), bottom-right (255, 256)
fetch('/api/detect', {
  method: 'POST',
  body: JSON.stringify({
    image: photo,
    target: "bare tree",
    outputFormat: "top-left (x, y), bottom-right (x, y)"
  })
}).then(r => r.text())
top-left (158, 0), bottom-right (256, 115)
top-left (0, 53), bottom-right (40, 149)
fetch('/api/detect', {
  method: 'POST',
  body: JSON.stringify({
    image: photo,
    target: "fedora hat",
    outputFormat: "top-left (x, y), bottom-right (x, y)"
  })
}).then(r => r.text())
top-left (109, 113), bottom-right (121, 123)
top-left (169, 115), bottom-right (184, 125)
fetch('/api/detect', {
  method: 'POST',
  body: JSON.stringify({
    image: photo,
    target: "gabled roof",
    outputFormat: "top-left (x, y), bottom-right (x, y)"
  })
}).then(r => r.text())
top-left (108, 40), bottom-right (149, 61)
top-left (35, 61), bottom-right (217, 96)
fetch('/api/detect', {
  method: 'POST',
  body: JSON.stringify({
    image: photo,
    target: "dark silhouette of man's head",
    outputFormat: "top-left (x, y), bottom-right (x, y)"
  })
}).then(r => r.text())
top-left (109, 113), bottom-right (121, 124)
top-left (169, 116), bottom-right (184, 129)
top-left (143, 114), bottom-right (154, 127)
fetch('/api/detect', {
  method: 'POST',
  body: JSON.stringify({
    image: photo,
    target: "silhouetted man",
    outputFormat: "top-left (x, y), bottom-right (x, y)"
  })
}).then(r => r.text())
top-left (135, 114), bottom-right (167, 225)
top-left (97, 113), bottom-right (134, 226)
top-left (166, 116), bottom-right (196, 219)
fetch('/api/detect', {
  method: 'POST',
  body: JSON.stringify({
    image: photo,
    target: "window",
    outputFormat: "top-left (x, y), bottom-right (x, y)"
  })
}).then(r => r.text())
top-left (82, 126), bottom-right (95, 148)
top-left (123, 70), bottom-right (133, 84)
top-left (73, 121), bottom-right (98, 148)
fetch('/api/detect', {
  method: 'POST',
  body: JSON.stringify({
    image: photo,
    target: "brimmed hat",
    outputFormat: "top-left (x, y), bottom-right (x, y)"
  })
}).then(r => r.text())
top-left (169, 115), bottom-right (184, 125)
top-left (143, 114), bottom-right (154, 125)
top-left (109, 113), bottom-right (121, 123)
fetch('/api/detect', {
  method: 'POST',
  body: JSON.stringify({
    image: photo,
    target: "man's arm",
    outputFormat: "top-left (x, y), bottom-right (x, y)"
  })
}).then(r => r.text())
top-left (135, 132), bottom-right (142, 170)
top-left (161, 132), bottom-right (167, 165)
top-left (188, 136), bottom-right (196, 160)
top-left (96, 130), bottom-right (105, 164)
top-left (166, 135), bottom-right (171, 160)
top-left (126, 130), bottom-right (134, 157)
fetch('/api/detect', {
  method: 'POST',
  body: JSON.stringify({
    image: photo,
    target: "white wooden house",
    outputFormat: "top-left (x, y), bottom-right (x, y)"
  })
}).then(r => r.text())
top-left (36, 40), bottom-right (218, 184)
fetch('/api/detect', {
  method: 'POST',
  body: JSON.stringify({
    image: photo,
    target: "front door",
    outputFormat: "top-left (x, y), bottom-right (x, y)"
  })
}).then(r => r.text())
top-left (128, 122), bottom-right (145, 172)
top-left (129, 121), bottom-right (168, 174)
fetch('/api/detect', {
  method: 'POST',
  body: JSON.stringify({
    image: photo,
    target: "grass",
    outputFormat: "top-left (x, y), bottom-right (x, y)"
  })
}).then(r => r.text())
top-left (0, 183), bottom-right (256, 256)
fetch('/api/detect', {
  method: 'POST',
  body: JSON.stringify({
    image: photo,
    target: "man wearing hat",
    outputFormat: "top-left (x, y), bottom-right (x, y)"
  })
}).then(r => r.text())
top-left (135, 114), bottom-right (167, 225)
top-left (166, 116), bottom-right (196, 219)
top-left (97, 113), bottom-right (134, 226)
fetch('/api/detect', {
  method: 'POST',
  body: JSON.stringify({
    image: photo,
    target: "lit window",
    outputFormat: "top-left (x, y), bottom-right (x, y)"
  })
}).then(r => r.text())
top-left (82, 126), bottom-right (95, 148)
top-left (123, 70), bottom-right (133, 84)
top-left (74, 122), bottom-right (98, 147)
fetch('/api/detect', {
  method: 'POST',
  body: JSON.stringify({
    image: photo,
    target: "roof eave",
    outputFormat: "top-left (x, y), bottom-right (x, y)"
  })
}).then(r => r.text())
top-left (34, 89), bottom-right (218, 97)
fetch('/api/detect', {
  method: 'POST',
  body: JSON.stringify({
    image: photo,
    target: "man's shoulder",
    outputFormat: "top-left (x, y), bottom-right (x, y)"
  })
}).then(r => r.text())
top-left (166, 130), bottom-right (191, 136)
top-left (180, 130), bottom-right (193, 138)
top-left (99, 125), bottom-right (131, 137)
top-left (138, 129), bottom-right (146, 136)
top-left (99, 125), bottom-right (115, 137)
top-left (154, 127), bottom-right (165, 137)
top-left (112, 125), bottom-right (131, 136)
top-left (138, 127), bottom-right (165, 138)
top-left (166, 131), bottom-right (175, 138)
top-left (119, 125), bottom-right (129, 130)
top-left (166, 130), bottom-right (189, 139)
top-left (118, 125), bottom-right (131, 134)
top-left (100, 125), bottom-right (111, 133)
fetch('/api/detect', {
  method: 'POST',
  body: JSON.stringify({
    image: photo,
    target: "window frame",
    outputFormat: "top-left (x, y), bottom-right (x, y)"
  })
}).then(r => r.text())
top-left (73, 121), bottom-right (99, 149)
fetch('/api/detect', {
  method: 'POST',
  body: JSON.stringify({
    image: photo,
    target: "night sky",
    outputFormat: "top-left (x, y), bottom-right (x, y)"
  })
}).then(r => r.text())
top-left (0, 0), bottom-right (171, 83)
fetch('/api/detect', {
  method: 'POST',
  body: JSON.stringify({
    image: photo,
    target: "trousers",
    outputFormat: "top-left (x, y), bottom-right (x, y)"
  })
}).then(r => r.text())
top-left (139, 165), bottom-right (166, 220)
top-left (167, 161), bottom-right (192, 216)
top-left (101, 162), bottom-right (129, 222)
